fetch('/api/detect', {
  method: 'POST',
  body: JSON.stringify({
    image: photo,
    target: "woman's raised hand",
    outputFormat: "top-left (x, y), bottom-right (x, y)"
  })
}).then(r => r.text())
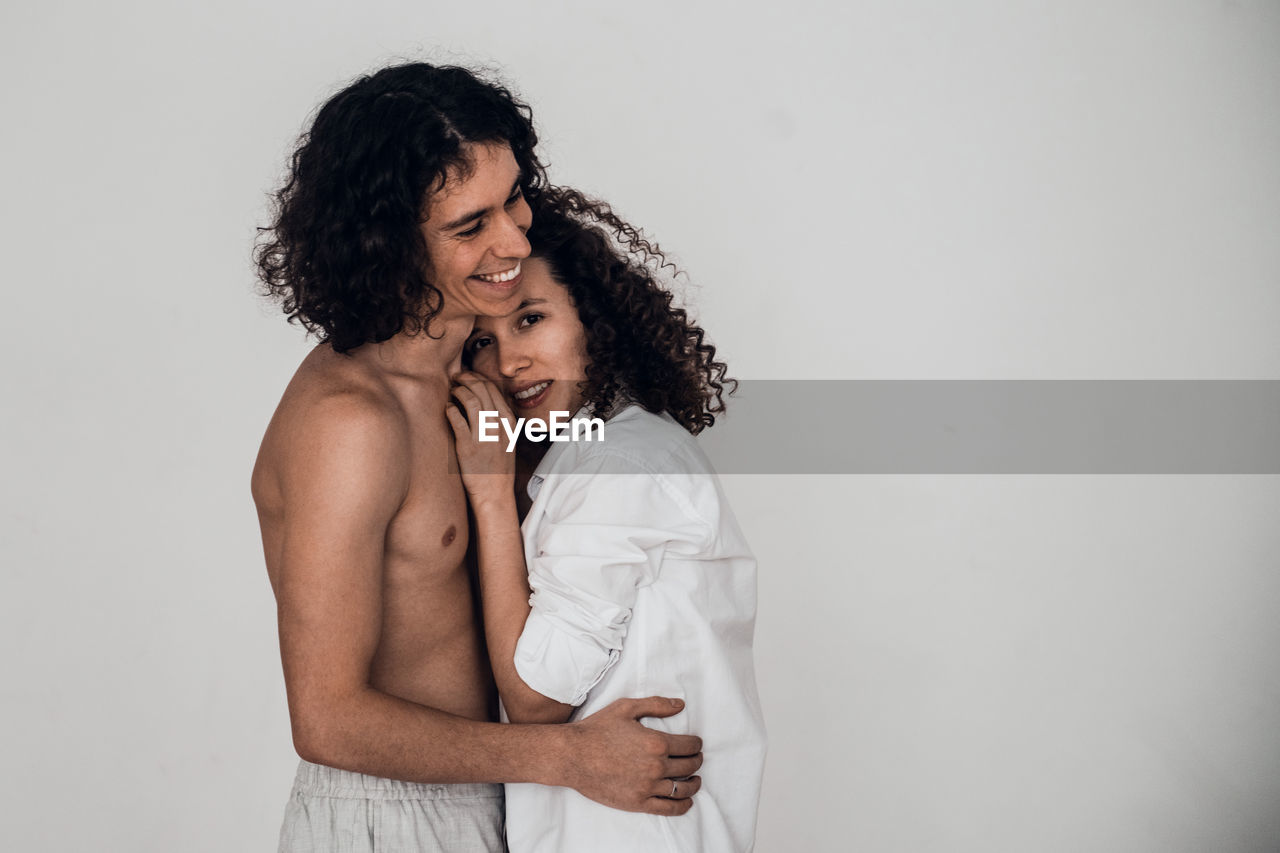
top-left (446, 371), bottom-right (517, 511)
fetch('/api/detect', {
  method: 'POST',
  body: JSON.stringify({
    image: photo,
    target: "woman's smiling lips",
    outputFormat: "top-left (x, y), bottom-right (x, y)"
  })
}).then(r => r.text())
top-left (510, 379), bottom-right (552, 410)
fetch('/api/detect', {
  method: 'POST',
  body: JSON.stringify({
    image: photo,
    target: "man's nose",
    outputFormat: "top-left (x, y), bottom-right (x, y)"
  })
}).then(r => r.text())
top-left (494, 204), bottom-right (531, 261)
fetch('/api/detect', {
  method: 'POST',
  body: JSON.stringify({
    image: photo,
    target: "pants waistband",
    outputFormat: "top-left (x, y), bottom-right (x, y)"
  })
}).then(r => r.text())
top-left (292, 760), bottom-right (504, 801)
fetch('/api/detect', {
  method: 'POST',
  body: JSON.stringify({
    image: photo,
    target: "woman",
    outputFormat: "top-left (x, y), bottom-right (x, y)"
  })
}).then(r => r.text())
top-left (446, 195), bottom-right (767, 852)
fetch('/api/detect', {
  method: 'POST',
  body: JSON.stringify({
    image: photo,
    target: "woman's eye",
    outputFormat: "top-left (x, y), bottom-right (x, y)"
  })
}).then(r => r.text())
top-left (467, 336), bottom-right (493, 353)
top-left (517, 312), bottom-right (544, 329)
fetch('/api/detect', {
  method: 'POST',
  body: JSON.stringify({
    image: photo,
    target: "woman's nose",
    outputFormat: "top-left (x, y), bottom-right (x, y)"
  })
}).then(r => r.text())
top-left (500, 345), bottom-right (532, 378)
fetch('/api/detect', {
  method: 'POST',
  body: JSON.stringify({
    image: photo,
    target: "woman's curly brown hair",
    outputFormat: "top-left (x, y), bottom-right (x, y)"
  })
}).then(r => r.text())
top-left (524, 188), bottom-right (736, 435)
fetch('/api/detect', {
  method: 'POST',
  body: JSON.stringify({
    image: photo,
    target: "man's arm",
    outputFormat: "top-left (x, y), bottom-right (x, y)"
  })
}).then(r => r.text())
top-left (264, 393), bottom-right (702, 813)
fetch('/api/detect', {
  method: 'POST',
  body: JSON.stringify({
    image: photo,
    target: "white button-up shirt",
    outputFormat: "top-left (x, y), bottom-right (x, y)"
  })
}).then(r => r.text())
top-left (502, 405), bottom-right (768, 853)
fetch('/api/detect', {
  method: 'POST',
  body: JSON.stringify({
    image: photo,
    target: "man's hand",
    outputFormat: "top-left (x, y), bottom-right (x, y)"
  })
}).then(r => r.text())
top-left (562, 696), bottom-right (704, 816)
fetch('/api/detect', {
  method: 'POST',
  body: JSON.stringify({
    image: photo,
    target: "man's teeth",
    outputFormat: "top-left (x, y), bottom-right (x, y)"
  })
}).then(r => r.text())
top-left (514, 381), bottom-right (550, 400)
top-left (475, 262), bottom-right (521, 284)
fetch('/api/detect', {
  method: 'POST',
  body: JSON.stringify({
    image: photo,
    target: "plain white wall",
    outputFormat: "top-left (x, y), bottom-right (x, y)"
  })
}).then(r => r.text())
top-left (2, 2), bottom-right (1278, 851)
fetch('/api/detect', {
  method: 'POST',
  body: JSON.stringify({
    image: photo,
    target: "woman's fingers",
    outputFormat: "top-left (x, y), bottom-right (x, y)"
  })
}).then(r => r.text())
top-left (450, 382), bottom-right (483, 423)
top-left (444, 403), bottom-right (468, 434)
top-left (450, 380), bottom-right (501, 431)
top-left (454, 371), bottom-right (498, 411)
top-left (448, 378), bottom-right (518, 482)
top-left (453, 373), bottom-right (489, 411)
top-left (455, 371), bottom-right (518, 421)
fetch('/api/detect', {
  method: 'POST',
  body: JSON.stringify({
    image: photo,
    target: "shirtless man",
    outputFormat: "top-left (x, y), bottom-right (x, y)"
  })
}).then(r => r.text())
top-left (251, 63), bottom-right (703, 851)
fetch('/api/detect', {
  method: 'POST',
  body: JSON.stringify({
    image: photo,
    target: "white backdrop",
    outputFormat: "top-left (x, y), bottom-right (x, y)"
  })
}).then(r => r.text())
top-left (2, 2), bottom-right (1278, 851)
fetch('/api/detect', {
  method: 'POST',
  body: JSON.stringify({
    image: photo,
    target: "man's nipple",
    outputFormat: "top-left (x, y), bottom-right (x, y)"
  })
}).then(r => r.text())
top-left (442, 524), bottom-right (457, 546)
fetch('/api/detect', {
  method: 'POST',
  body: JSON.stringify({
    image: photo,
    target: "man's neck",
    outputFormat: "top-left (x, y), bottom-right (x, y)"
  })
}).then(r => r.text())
top-left (351, 313), bottom-right (473, 381)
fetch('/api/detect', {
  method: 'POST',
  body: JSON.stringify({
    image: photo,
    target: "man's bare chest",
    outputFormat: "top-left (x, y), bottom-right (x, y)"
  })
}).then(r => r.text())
top-left (382, 423), bottom-right (472, 589)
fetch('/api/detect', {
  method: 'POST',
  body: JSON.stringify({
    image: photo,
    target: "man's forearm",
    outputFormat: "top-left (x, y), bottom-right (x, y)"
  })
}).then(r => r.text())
top-left (289, 684), bottom-right (569, 784)
top-left (471, 495), bottom-right (574, 723)
top-left (287, 663), bottom-right (708, 817)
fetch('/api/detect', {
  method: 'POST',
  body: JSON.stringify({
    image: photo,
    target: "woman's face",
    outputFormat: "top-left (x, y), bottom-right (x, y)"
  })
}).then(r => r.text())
top-left (465, 256), bottom-right (590, 422)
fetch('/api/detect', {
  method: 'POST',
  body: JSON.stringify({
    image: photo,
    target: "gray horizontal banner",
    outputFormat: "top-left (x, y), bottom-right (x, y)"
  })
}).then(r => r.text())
top-left (693, 381), bottom-right (1280, 474)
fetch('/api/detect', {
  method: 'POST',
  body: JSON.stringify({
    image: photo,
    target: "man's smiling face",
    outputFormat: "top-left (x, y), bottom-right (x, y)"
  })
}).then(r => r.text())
top-left (420, 141), bottom-right (532, 320)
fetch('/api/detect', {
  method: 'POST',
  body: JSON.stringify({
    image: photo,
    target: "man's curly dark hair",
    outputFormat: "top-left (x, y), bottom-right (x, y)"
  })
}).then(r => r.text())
top-left (525, 189), bottom-right (736, 435)
top-left (255, 62), bottom-right (548, 354)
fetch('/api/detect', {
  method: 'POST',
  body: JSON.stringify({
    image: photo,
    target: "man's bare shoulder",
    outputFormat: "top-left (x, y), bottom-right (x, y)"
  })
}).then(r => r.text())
top-left (252, 345), bottom-right (410, 511)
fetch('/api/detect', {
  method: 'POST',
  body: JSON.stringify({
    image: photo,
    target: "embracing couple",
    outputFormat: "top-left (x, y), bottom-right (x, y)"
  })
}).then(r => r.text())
top-left (252, 62), bottom-right (766, 853)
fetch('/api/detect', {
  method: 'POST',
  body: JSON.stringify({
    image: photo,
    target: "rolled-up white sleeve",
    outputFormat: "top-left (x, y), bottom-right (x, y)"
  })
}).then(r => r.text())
top-left (514, 455), bottom-right (711, 706)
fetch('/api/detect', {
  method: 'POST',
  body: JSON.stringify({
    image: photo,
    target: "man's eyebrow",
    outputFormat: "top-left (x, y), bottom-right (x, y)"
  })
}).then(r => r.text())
top-left (439, 177), bottom-right (524, 232)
